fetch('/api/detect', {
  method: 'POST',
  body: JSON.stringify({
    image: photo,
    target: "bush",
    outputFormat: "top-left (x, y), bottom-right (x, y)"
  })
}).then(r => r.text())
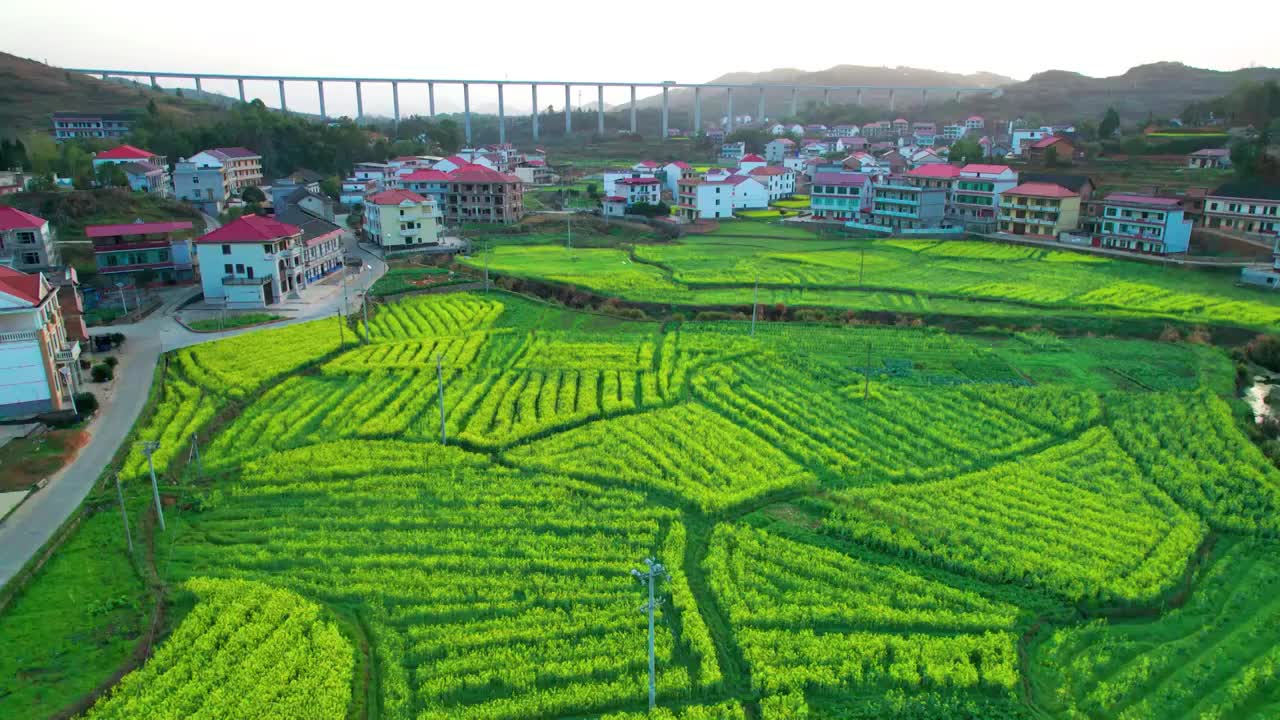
top-left (74, 391), bottom-right (99, 414)
top-left (110, 332), bottom-right (126, 346)
top-left (103, 356), bottom-right (119, 368)
top-left (91, 363), bottom-right (114, 383)
top-left (1246, 334), bottom-right (1280, 372)
top-left (612, 307), bottom-right (649, 320)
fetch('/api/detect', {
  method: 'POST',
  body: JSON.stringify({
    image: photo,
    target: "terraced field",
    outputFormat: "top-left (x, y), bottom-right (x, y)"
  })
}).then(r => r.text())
top-left (3, 291), bottom-right (1279, 720)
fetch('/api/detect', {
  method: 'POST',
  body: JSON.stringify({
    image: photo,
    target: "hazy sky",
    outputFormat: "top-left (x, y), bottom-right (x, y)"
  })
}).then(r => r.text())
top-left (7, 0), bottom-right (1278, 117)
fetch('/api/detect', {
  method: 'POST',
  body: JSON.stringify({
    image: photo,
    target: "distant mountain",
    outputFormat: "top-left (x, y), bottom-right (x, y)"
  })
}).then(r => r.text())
top-left (623, 65), bottom-right (1017, 118)
top-left (952, 62), bottom-right (1280, 123)
top-left (0, 52), bottom-right (229, 137)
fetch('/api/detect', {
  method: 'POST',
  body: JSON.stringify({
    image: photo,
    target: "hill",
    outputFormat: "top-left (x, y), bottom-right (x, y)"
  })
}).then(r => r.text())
top-left (626, 65), bottom-right (1015, 118)
top-left (0, 52), bottom-right (229, 138)
top-left (951, 62), bottom-right (1280, 123)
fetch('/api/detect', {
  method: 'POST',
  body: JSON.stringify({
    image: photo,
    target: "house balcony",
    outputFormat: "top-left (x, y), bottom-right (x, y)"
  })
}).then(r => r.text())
top-left (54, 340), bottom-right (80, 365)
top-left (873, 208), bottom-right (920, 219)
top-left (0, 330), bottom-right (38, 344)
top-left (875, 196), bottom-right (919, 206)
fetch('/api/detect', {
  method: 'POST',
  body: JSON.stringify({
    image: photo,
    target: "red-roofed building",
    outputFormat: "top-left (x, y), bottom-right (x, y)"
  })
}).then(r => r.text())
top-left (955, 164), bottom-right (1019, 230)
top-left (186, 147), bottom-right (264, 192)
top-left (965, 115), bottom-right (985, 131)
top-left (0, 266), bottom-right (81, 418)
top-left (738, 154), bottom-right (767, 175)
top-left (1026, 136), bottom-right (1076, 166)
top-left (93, 145), bottom-right (169, 195)
top-left (747, 165), bottom-right (797, 201)
top-left (0, 207), bottom-right (58, 271)
top-left (810, 171), bottom-right (872, 220)
top-left (1094, 194), bottom-right (1193, 255)
top-left (363, 190), bottom-right (442, 249)
top-left (92, 144), bottom-right (163, 164)
top-left (998, 183), bottom-right (1081, 238)
top-left (194, 215), bottom-right (321, 307)
top-left (614, 177), bottom-right (662, 208)
top-left (87, 219), bottom-right (197, 283)
top-left (439, 166), bottom-right (524, 224)
top-left (401, 169), bottom-right (453, 208)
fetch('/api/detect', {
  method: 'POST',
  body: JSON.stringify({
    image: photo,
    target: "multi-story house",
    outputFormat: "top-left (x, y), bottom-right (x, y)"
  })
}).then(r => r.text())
top-left (52, 111), bottom-right (135, 142)
top-left (828, 124), bottom-right (860, 138)
top-left (892, 118), bottom-right (910, 136)
top-left (998, 182), bottom-right (1081, 238)
top-left (92, 145), bottom-right (169, 192)
top-left (905, 164), bottom-right (962, 205)
top-left (1202, 183), bottom-right (1280, 238)
top-left (747, 166), bottom-right (796, 202)
top-left (1187, 148), bottom-right (1232, 169)
top-left (1021, 173), bottom-right (1095, 203)
top-left (615, 177), bottom-right (662, 206)
top-left (44, 266), bottom-right (87, 342)
top-left (401, 169), bottom-right (452, 209)
top-left (943, 124), bottom-right (968, 141)
top-left (363, 190), bottom-right (442, 250)
top-left (603, 167), bottom-right (656, 196)
top-left (121, 162), bottom-right (169, 196)
top-left (869, 175), bottom-right (948, 231)
top-left (514, 160), bottom-right (554, 186)
top-left (341, 178), bottom-right (379, 205)
top-left (1010, 128), bottom-right (1052, 156)
top-left (662, 161), bottom-right (694, 195)
top-left (87, 220), bottom-right (197, 283)
top-left (272, 207), bottom-right (345, 282)
top-left (0, 206), bottom-right (59, 270)
top-left (738, 154), bottom-right (767, 173)
top-left (1026, 136), bottom-right (1075, 165)
top-left (953, 164), bottom-right (1019, 230)
top-left (186, 148), bottom-right (264, 194)
top-left (965, 115), bottom-right (985, 131)
top-left (0, 266), bottom-right (81, 418)
top-left (1093, 194), bottom-right (1193, 255)
top-left (174, 157), bottom-right (231, 213)
top-left (195, 214), bottom-right (323, 307)
top-left (354, 161), bottom-right (399, 186)
top-left (676, 176), bottom-right (767, 220)
top-left (911, 122), bottom-right (937, 137)
top-left (440, 165), bottom-right (524, 225)
top-left (719, 142), bottom-right (746, 161)
top-left (809, 171), bottom-right (871, 221)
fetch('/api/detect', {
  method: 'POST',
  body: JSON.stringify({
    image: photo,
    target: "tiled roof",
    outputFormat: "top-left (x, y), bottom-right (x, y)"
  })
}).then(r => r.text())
top-left (739, 153), bottom-right (766, 162)
top-left (0, 266), bottom-right (44, 305)
top-left (120, 161), bottom-right (163, 175)
top-left (1104, 193), bottom-right (1183, 208)
top-left (196, 215), bottom-right (300, 244)
top-left (1190, 148), bottom-right (1231, 157)
top-left (813, 171), bottom-right (869, 185)
top-left (666, 161), bottom-right (692, 169)
top-left (770, 138), bottom-right (795, 145)
top-left (206, 146), bottom-right (260, 160)
top-left (617, 177), bottom-right (660, 185)
top-left (1021, 173), bottom-right (1095, 192)
top-left (0, 206), bottom-right (47, 230)
top-left (636, 160), bottom-right (661, 168)
top-left (402, 169), bottom-right (452, 182)
top-left (1208, 182), bottom-right (1280, 201)
top-left (960, 163), bottom-right (1013, 175)
top-left (366, 190), bottom-right (430, 205)
top-left (967, 115), bottom-right (984, 122)
top-left (94, 144), bottom-right (157, 160)
top-left (85, 220), bottom-right (194, 237)
top-left (1030, 135), bottom-right (1067, 149)
top-left (447, 165), bottom-right (520, 183)
top-left (275, 207), bottom-right (343, 244)
top-left (907, 164), bottom-right (962, 179)
top-left (1004, 182), bottom-right (1078, 199)
top-left (603, 195), bottom-right (626, 202)
top-left (749, 166), bottom-right (787, 176)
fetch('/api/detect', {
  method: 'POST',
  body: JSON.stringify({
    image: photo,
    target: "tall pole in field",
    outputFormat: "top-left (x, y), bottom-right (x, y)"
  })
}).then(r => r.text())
top-left (483, 241), bottom-right (490, 293)
top-left (115, 474), bottom-right (133, 554)
top-left (859, 246), bottom-right (866, 286)
top-left (141, 441), bottom-right (165, 532)
top-left (337, 308), bottom-right (345, 345)
top-left (189, 433), bottom-right (201, 480)
top-left (566, 213), bottom-right (572, 249)
top-left (361, 264), bottom-right (372, 343)
top-left (751, 276), bottom-right (759, 336)
top-left (436, 354), bottom-right (447, 445)
top-left (631, 557), bottom-right (668, 712)
top-left (863, 341), bottom-right (872, 402)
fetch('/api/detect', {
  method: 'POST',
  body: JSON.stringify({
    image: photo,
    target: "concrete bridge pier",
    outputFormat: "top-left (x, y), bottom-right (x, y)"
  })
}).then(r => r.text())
top-left (428, 82), bottom-right (436, 117)
top-left (194, 77), bottom-right (202, 93)
top-left (661, 86), bottom-right (669, 139)
top-left (392, 81), bottom-right (400, 125)
top-left (355, 81), bottom-right (364, 121)
top-left (955, 89), bottom-right (962, 103)
top-left (790, 87), bottom-right (798, 118)
top-left (726, 87), bottom-right (734, 133)
top-left (597, 85), bottom-right (604, 136)
top-left (693, 87), bottom-right (702, 134)
top-left (237, 78), bottom-right (246, 103)
top-left (629, 85), bottom-right (637, 133)
top-left (823, 88), bottom-right (830, 106)
top-left (463, 82), bottom-right (472, 144)
top-left (564, 85), bottom-right (571, 135)
top-left (921, 88), bottom-right (928, 108)
top-left (317, 80), bottom-right (326, 120)
top-left (498, 82), bottom-right (506, 144)
top-left (889, 88), bottom-right (896, 112)
top-left (532, 85), bottom-right (540, 140)
top-left (757, 88), bottom-right (765, 125)
top-left (150, 75), bottom-right (158, 89)
top-left (857, 88), bottom-right (863, 106)
top-left (278, 79), bottom-right (287, 113)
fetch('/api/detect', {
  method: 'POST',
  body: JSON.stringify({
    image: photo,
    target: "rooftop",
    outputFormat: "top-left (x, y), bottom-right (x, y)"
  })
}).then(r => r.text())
top-left (366, 189), bottom-right (430, 205)
top-left (85, 220), bottom-right (194, 238)
top-left (813, 171), bottom-right (870, 185)
top-left (0, 266), bottom-right (45, 306)
top-left (906, 164), bottom-right (963, 179)
top-left (94, 144), bottom-right (158, 161)
top-left (739, 153), bottom-right (766, 163)
top-left (960, 163), bottom-right (1013, 176)
top-left (1209, 181), bottom-right (1280, 201)
top-left (402, 169), bottom-right (452, 182)
top-left (204, 147), bottom-right (260, 161)
top-left (1105, 193), bottom-right (1183, 208)
top-left (0, 206), bottom-right (46, 230)
top-left (1004, 182), bottom-right (1079, 199)
top-left (196, 214), bottom-right (299, 244)
top-left (447, 165), bottom-right (521, 183)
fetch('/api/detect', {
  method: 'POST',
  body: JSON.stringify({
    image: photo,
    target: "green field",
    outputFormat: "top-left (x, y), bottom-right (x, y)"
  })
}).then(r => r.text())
top-left (460, 225), bottom-right (1280, 330)
top-left (3, 288), bottom-right (1279, 719)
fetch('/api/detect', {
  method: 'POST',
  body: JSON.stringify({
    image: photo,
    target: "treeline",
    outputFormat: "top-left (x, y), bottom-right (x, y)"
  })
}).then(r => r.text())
top-left (1182, 80), bottom-right (1280, 128)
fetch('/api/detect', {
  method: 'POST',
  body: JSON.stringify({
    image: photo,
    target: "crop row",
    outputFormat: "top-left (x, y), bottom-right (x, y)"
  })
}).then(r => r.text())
top-left (367, 293), bottom-right (503, 340)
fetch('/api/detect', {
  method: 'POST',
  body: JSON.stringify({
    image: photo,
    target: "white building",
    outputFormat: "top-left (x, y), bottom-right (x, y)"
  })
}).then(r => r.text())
top-left (943, 124), bottom-right (968, 141)
top-left (195, 214), bottom-right (332, 308)
top-left (602, 168), bottom-right (656, 196)
top-left (341, 178), bottom-right (378, 205)
top-left (965, 115), bottom-right (985, 131)
top-left (1095, 193), bottom-right (1194, 255)
top-left (1011, 128), bottom-right (1052, 156)
top-left (0, 266), bottom-right (80, 418)
top-left (0, 206), bottom-right (59, 271)
top-left (719, 142), bottom-right (746, 161)
top-left (363, 190), bottom-right (442, 250)
top-left (661, 161), bottom-right (693, 195)
top-left (765, 138), bottom-right (795, 163)
top-left (747, 166), bottom-right (796, 201)
top-left (737, 153), bottom-right (767, 174)
top-left (186, 147), bottom-right (264, 194)
top-left (615, 177), bottom-right (662, 207)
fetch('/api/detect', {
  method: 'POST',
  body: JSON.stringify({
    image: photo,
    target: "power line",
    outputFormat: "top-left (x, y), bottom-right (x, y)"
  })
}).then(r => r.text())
top-left (138, 440), bottom-right (165, 532)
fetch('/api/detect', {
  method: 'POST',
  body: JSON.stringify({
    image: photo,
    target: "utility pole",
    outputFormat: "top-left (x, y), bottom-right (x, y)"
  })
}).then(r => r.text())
top-left (140, 441), bottom-right (165, 532)
top-left (863, 341), bottom-right (872, 402)
top-left (483, 241), bottom-right (490, 293)
top-left (859, 246), bottom-right (866, 286)
top-left (361, 264), bottom-right (372, 343)
top-left (114, 474), bottom-right (133, 554)
top-left (336, 307), bottom-right (345, 345)
top-left (566, 213), bottom-right (572, 249)
top-left (631, 557), bottom-right (668, 712)
top-left (189, 433), bottom-right (201, 480)
top-left (436, 354), bottom-right (447, 445)
top-left (751, 276), bottom-right (759, 336)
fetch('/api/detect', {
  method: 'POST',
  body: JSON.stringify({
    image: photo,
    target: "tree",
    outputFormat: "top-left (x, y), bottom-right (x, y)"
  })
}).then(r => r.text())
top-left (241, 185), bottom-right (267, 203)
top-left (949, 137), bottom-right (983, 163)
top-left (1099, 107), bottom-right (1121, 139)
top-left (95, 162), bottom-right (128, 188)
top-left (1044, 147), bottom-right (1060, 167)
top-left (320, 176), bottom-right (341, 200)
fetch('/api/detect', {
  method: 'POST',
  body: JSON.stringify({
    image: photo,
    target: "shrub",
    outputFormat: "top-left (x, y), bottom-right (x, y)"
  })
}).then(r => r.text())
top-left (74, 391), bottom-right (99, 414)
top-left (91, 363), bottom-right (114, 383)
top-left (103, 356), bottom-right (119, 368)
top-left (1246, 334), bottom-right (1280, 372)
top-left (110, 332), bottom-right (126, 345)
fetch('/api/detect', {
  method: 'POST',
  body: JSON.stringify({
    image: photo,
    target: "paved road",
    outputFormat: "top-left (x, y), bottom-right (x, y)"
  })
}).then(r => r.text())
top-left (0, 229), bottom-right (385, 591)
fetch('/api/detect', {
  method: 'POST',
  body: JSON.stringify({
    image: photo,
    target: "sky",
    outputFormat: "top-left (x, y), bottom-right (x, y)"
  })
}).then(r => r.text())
top-left (6, 0), bottom-right (1279, 117)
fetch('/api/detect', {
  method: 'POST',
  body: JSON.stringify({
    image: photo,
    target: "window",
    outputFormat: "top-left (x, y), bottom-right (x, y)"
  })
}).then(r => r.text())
top-left (224, 263), bottom-right (233, 274)
top-left (235, 264), bottom-right (245, 273)
top-left (264, 243), bottom-right (273, 253)
top-left (21, 252), bottom-right (39, 265)
top-left (222, 244), bottom-right (231, 255)
top-left (106, 255), bottom-right (119, 266)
